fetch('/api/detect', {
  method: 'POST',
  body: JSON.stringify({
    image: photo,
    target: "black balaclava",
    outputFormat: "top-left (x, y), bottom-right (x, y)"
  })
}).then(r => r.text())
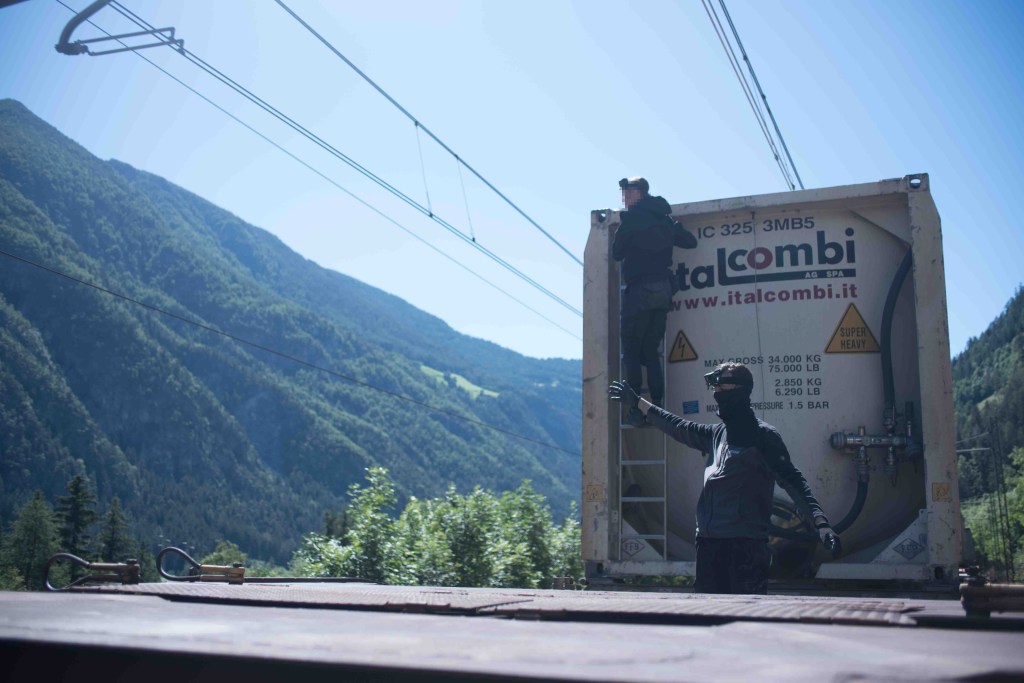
top-left (714, 386), bottom-right (758, 445)
top-left (713, 388), bottom-right (749, 420)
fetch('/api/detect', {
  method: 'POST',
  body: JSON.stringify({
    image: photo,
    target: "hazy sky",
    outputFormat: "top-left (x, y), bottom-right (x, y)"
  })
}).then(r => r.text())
top-left (1, 0), bottom-right (1021, 360)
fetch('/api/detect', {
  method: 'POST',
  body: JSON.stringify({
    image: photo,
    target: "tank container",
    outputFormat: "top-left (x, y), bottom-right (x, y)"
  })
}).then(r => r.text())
top-left (582, 174), bottom-right (962, 584)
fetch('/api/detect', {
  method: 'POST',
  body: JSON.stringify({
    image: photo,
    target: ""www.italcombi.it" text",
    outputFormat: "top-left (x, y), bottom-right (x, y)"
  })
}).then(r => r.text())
top-left (674, 282), bottom-right (858, 310)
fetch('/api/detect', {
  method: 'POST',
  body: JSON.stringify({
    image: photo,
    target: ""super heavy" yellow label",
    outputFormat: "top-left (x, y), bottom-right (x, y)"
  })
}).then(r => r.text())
top-left (825, 304), bottom-right (880, 353)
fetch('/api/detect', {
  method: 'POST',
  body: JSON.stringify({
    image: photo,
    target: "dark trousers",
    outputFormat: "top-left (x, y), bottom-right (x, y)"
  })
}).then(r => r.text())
top-left (621, 308), bottom-right (667, 404)
top-left (694, 537), bottom-right (770, 595)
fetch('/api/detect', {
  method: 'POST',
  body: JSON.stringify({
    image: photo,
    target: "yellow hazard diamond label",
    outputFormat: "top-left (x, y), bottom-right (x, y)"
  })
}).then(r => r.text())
top-left (668, 330), bottom-right (698, 362)
top-left (584, 485), bottom-right (604, 503)
top-left (932, 483), bottom-right (952, 503)
top-left (825, 304), bottom-right (880, 354)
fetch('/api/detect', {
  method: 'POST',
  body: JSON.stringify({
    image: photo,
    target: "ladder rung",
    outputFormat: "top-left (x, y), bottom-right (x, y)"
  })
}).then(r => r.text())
top-left (621, 534), bottom-right (666, 540)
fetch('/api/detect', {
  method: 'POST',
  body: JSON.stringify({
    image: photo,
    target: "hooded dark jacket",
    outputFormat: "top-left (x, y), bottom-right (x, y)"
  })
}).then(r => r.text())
top-left (646, 405), bottom-right (830, 539)
top-left (612, 194), bottom-right (696, 285)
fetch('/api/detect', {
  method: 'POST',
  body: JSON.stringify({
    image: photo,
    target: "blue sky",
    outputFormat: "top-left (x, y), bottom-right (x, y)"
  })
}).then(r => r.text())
top-left (1, 0), bottom-right (1021, 360)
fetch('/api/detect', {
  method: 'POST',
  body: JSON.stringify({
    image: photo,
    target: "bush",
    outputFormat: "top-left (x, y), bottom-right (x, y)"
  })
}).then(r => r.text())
top-left (293, 468), bottom-right (582, 588)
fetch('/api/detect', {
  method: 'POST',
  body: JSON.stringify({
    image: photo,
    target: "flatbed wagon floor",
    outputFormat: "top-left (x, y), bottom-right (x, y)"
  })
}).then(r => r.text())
top-left (2, 583), bottom-right (1022, 682)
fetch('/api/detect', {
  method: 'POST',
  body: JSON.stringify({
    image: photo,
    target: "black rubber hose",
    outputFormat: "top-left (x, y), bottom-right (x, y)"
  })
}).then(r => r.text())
top-left (769, 479), bottom-right (867, 541)
top-left (769, 251), bottom-right (909, 544)
top-left (832, 479), bottom-right (869, 534)
top-left (881, 250), bottom-right (913, 415)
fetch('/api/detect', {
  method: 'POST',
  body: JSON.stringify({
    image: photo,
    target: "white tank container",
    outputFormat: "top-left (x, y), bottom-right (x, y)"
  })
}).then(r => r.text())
top-left (582, 174), bottom-right (963, 585)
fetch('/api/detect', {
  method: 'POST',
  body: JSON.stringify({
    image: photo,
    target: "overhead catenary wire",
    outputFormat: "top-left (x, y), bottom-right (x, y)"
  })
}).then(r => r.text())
top-left (702, 0), bottom-right (793, 190)
top-left (718, 0), bottom-right (804, 190)
top-left (104, 1), bottom-right (582, 319)
top-left (456, 157), bottom-right (477, 242)
top-left (701, 0), bottom-right (796, 191)
top-left (272, 0), bottom-right (584, 268)
top-left (52, 0), bottom-right (581, 341)
top-left (0, 247), bottom-right (582, 458)
top-left (109, 2), bottom-right (579, 317)
top-left (414, 122), bottom-right (433, 216)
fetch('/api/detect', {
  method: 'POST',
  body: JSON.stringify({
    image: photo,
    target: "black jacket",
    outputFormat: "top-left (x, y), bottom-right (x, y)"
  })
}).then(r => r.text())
top-left (612, 195), bottom-right (696, 284)
top-left (646, 406), bottom-right (830, 539)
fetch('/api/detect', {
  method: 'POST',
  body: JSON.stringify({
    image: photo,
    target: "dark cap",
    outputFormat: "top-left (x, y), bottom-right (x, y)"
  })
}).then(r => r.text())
top-left (618, 176), bottom-right (649, 194)
top-left (704, 362), bottom-right (754, 389)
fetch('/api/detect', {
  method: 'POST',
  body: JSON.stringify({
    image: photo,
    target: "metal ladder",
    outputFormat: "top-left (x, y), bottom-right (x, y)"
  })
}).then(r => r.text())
top-left (616, 277), bottom-right (669, 561)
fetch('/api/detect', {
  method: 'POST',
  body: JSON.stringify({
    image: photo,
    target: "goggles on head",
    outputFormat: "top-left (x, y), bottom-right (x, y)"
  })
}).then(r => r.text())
top-left (703, 369), bottom-right (752, 390)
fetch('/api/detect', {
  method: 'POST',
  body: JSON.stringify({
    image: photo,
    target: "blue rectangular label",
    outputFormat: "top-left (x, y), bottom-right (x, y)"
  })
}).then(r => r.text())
top-left (682, 400), bottom-right (700, 415)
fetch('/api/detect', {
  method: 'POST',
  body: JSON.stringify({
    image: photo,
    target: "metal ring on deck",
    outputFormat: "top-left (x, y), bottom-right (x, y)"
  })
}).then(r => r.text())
top-left (45, 552), bottom-right (141, 591)
top-left (157, 546), bottom-right (245, 584)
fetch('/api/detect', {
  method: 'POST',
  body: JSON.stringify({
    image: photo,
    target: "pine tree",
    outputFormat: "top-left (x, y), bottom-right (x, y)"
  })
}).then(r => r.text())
top-left (1, 491), bottom-right (60, 590)
top-left (133, 539), bottom-right (159, 583)
top-left (98, 497), bottom-right (133, 562)
top-left (55, 475), bottom-right (98, 559)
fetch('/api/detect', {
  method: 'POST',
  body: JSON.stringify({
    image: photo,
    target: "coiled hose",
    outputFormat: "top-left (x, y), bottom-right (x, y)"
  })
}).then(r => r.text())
top-left (768, 249), bottom-right (911, 544)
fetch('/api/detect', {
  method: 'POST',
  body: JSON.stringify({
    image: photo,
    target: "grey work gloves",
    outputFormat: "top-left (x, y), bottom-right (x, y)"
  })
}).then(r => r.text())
top-left (608, 380), bottom-right (640, 408)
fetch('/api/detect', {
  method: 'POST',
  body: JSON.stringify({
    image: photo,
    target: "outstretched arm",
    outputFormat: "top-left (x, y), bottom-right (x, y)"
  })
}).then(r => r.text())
top-left (761, 429), bottom-right (841, 555)
top-left (608, 380), bottom-right (715, 452)
top-left (761, 429), bottom-right (829, 528)
top-left (640, 400), bottom-right (716, 452)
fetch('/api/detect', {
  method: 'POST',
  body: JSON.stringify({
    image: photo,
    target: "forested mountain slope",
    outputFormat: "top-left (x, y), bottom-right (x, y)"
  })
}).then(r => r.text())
top-left (953, 286), bottom-right (1024, 499)
top-left (0, 99), bottom-right (580, 562)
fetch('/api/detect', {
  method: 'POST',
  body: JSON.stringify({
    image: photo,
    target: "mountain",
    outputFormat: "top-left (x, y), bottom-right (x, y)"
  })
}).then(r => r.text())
top-left (0, 99), bottom-right (581, 563)
top-left (952, 285), bottom-right (1024, 499)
